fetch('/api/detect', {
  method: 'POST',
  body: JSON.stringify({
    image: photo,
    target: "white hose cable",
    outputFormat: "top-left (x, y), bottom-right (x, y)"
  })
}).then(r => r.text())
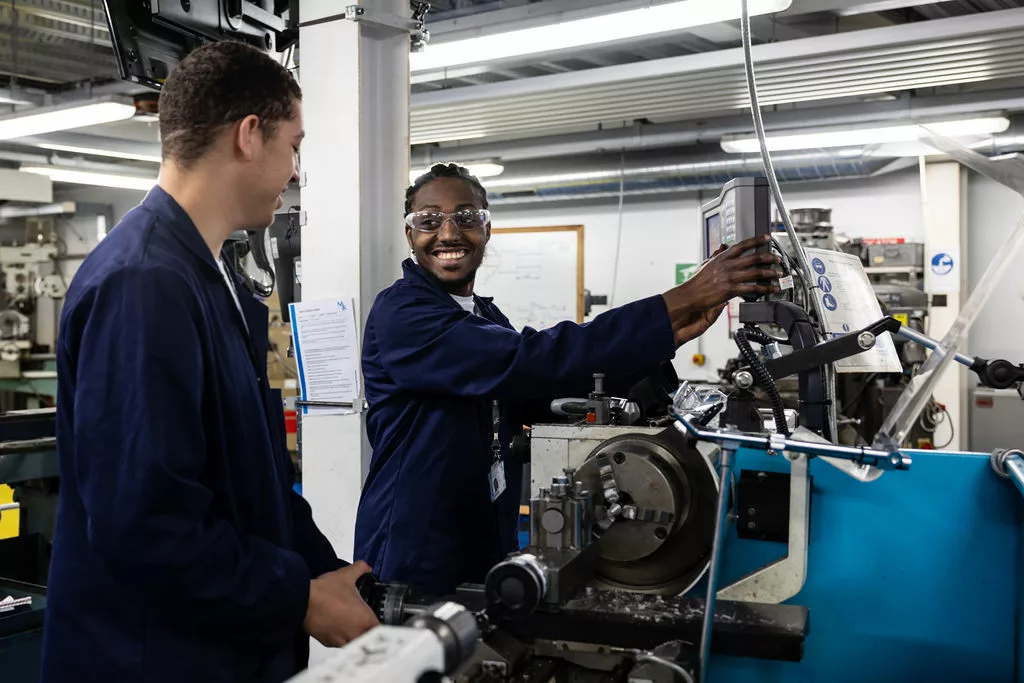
top-left (609, 151), bottom-right (626, 307)
top-left (739, 0), bottom-right (838, 442)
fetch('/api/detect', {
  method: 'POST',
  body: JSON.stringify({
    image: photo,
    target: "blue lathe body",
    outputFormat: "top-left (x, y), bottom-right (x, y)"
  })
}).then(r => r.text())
top-left (703, 446), bottom-right (1020, 683)
top-left (520, 436), bottom-right (1022, 681)
top-left (522, 416), bottom-right (1024, 682)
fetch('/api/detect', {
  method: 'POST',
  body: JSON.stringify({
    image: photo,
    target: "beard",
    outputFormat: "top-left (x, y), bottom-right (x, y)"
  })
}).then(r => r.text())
top-left (427, 266), bottom-right (477, 294)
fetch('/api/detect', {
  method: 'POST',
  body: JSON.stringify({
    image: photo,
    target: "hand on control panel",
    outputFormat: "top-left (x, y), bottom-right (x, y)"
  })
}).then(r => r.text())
top-left (304, 560), bottom-right (381, 647)
top-left (663, 234), bottom-right (782, 346)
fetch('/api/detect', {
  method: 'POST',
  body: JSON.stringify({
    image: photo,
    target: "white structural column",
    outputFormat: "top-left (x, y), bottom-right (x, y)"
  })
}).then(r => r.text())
top-left (298, 0), bottom-right (410, 573)
top-left (357, 2), bottom-right (417, 478)
top-left (921, 160), bottom-right (968, 450)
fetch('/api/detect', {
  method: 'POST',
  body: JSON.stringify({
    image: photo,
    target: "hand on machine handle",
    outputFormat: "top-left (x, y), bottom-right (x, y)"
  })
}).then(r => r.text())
top-left (303, 560), bottom-right (381, 647)
top-left (662, 234), bottom-right (782, 346)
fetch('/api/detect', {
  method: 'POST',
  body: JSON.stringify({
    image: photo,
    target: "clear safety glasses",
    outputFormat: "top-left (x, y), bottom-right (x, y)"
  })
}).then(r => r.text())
top-left (405, 209), bottom-right (491, 233)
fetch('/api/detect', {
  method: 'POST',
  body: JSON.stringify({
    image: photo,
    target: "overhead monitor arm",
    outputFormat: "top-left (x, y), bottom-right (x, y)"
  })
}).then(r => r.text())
top-left (102, 0), bottom-right (297, 90)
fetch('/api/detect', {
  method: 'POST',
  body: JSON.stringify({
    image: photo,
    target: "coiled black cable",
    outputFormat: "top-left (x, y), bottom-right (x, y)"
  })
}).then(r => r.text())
top-left (740, 326), bottom-right (775, 346)
top-left (734, 327), bottom-right (791, 437)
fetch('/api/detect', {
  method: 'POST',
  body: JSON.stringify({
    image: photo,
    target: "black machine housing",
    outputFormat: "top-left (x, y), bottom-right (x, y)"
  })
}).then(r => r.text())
top-left (102, 0), bottom-right (298, 90)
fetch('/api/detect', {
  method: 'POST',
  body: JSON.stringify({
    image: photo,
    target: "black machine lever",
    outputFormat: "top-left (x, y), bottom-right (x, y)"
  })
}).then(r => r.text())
top-left (969, 358), bottom-right (1024, 391)
top-left (892, 324), bottom-right (1024, 394)
top-left (749, 312), bottom-right (1024, 391)
top-left (761, 317), bottom-right (903, 380)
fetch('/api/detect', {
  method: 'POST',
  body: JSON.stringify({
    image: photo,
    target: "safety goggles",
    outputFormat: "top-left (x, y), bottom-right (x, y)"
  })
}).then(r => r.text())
top-left (405, 209), bottom-right (491, 233)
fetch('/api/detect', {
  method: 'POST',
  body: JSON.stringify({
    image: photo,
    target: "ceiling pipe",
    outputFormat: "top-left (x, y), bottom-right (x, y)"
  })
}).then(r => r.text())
top-left (486, 149), bottom-right (869, 188)
top-left (484, 148), bottom-right (884, 206)
top-left (0, 201), bottom-right (76, 218)
top-left (0, 148), bottom-right (155, 177)
top-left (12, 131), bottom-right (161, 163)
top-left (488, 172), bottom-right (878, 206)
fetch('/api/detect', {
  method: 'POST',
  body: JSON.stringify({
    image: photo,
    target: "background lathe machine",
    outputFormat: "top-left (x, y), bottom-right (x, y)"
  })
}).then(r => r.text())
top-left (291, 178), bottom-right (1024, 683)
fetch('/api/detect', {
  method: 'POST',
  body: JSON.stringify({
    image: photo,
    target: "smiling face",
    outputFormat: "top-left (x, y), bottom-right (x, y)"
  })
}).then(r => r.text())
top-left (236, 99), bottom-right (303, 230)
top-left (406, 176), bottom-right (490, 296)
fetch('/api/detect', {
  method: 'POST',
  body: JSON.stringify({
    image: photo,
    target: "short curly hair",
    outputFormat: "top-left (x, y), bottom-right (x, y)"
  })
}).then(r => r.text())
top-left (158, 41), bottom-right (301, 168)
top-left (405, 163), bottom-right (489, 215)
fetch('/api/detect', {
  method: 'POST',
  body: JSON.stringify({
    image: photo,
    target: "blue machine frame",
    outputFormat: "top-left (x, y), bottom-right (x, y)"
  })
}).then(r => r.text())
top-left (517, 444), bottom-right (1022, 681)
top-left (702, 447), bottom-right (1021, 683)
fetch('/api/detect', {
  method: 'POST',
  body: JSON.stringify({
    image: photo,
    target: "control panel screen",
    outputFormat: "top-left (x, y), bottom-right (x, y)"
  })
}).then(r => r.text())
top-left (705, 212), bottom-right (722, 260)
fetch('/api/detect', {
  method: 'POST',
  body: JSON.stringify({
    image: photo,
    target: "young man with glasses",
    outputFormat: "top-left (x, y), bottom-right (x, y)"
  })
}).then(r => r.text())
top-left (354, 163), bottom-right (781, 597)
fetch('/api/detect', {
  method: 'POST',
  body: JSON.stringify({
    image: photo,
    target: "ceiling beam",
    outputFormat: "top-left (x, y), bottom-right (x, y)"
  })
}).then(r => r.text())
top-left (412, 8), bottom-right (1024, 107)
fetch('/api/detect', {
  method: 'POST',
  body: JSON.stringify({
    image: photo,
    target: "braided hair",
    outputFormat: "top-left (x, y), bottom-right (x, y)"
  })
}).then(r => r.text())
top-left (405, 162), bottom-right (489, 215)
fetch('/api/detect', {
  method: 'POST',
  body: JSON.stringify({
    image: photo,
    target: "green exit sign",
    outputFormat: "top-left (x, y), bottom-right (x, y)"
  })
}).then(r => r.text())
top-left (675, 263), bottom-right (698, 285)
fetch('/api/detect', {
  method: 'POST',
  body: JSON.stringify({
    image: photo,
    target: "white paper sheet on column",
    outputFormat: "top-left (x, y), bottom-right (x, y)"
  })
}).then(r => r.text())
top-left (288, 298), bottom-right (361, 415)
top-left (804, 248), bottom-right (903, 374)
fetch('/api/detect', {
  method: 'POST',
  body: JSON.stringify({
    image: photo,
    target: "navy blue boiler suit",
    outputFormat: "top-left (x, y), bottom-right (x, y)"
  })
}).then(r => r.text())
top-left (41, 187), bottom-right (344, 683)
top-left (354, 259), bottom-right (677, 596)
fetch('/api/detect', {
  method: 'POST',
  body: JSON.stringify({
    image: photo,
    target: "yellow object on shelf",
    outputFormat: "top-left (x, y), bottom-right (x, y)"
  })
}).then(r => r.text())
top-left (0, 484), bottom-right (19, 539)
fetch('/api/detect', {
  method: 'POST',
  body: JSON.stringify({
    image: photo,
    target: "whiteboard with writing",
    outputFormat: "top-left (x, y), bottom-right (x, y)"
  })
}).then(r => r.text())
top-left (474, 226), bottom-right (584, 331)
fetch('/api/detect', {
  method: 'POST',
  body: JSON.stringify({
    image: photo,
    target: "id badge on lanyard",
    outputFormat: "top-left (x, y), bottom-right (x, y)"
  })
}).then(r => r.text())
top-left (489, 399), bottom-right (506, 502)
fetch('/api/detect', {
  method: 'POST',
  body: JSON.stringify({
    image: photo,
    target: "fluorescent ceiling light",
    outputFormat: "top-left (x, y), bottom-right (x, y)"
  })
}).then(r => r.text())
top-left (20, 165), bottom-right (156, 191)
top-left (35, 142), bottom-right (161, 164)
top-left (0, 98), bottom-right (137, 141)
top-left (410, 0), bottom-right (792, 72)
top-left (721, 117), bottom-right (1010, 153)
top-left (409, 162), bottom-right (504, 184)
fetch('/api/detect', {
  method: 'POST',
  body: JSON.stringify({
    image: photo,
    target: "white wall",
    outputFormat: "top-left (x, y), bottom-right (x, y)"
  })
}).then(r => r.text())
top-left (966, 171), bottom-right (1024, 364)
top-left (492, 168), bottom-right (925, 380)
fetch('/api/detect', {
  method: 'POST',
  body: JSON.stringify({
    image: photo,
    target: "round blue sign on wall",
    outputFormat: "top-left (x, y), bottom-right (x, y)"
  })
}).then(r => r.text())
top-left (931, 253), bottom-right (954, 275)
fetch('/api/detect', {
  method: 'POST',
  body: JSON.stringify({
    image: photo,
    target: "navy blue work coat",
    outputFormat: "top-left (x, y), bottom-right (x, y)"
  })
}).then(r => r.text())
top-left (354, 259), bottom-right (677, 596)
top-left (41, 186), bottom-right (343, 683)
